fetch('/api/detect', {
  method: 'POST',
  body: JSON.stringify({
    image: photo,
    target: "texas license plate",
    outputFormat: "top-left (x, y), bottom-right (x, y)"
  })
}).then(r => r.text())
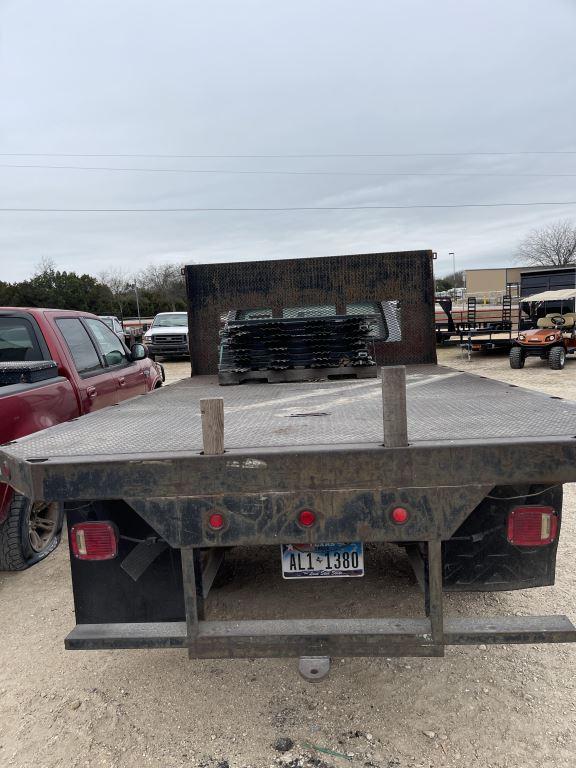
top-left (281, 542), bottom-right (364, 579)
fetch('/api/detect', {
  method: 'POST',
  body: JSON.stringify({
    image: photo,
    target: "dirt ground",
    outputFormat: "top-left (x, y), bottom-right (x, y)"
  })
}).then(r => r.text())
top-left (1, 352), bottom-right (576, 768)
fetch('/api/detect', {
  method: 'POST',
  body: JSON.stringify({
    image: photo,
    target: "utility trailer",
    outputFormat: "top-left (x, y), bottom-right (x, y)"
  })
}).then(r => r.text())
top-left (1, 250), bottom-right (576, 679)
top-left (436, 295), bottom-right (519, 348)
top-left (459, 328), bottom-right (518, 354)
top-left (438, 295), bottom-right (522, 354)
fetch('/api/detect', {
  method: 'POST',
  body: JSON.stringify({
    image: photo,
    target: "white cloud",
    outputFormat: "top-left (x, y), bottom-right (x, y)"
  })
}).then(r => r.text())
top-left (0, 0), bottom-right (575, 282)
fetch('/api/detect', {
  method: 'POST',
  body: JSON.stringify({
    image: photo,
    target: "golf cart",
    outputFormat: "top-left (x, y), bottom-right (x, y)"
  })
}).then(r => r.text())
top-left (510, 288), bottom-right (576, 370)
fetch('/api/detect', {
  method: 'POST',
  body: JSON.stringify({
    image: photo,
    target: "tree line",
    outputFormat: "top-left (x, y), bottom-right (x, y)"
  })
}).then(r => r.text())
top-left (2, 219), bottom-right (574, 312)
top-left (0, 260), bottom-right (187, 319)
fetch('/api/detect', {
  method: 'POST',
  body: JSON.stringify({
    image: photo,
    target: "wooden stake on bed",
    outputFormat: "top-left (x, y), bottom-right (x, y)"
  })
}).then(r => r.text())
top-left (381, 365), bottom-right (408, 447)
top-left (200, 398), bottom-right (225, 455)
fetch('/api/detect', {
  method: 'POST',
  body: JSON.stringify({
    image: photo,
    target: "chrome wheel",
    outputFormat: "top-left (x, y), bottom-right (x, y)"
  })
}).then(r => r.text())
top-left (27, 501), bottom-right (60, 553)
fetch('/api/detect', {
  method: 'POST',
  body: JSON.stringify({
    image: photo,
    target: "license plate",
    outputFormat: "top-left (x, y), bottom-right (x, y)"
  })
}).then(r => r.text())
top-left (281, 542), bottom-right (364, 579)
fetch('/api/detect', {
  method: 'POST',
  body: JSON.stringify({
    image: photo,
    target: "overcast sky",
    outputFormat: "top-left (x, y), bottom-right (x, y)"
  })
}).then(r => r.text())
top-left (1, 0), bottom-right (575, 283)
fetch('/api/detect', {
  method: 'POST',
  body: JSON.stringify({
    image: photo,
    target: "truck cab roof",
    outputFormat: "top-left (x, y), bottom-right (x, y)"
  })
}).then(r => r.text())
top-left (0, 307), bottom-right (100, 318)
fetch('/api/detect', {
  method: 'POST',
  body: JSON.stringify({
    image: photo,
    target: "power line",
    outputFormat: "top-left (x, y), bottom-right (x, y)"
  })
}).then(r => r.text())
top-left (0, 151), bottom-right (576, 159)
top-left (0, 201), bottom-right (575, 213)
top-left (2, 163), bottom-right (576, 178)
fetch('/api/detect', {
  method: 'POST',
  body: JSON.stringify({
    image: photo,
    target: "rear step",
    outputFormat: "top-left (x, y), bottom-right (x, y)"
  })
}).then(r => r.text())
top-left (65, 615), bottom-right (576, 653)
top-left (66, 539), bottom-right (576, 658)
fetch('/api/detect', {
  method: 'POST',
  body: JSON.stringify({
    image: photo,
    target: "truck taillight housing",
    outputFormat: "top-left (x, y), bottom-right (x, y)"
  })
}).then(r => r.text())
top-left (208, 513), bottom-right (225, 530)
top-left (70, 522), bottom-right (119, 560)
top-left (507, 506), bottom-right (558, 547)
top-left (391, 506), bottom-right (409, 524)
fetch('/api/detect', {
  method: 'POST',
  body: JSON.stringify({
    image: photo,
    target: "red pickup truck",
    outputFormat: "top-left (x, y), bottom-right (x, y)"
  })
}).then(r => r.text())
top-left (0, 307), bottom-right (164, 570)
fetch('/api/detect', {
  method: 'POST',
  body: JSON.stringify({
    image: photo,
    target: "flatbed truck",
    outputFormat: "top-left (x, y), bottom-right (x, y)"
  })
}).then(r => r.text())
top-left (1, 250), bottom-right (575, 679)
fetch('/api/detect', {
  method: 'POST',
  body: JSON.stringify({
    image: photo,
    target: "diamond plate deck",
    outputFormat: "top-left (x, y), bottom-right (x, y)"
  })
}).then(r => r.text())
top-left (3, 365), bottom-right (576, 462)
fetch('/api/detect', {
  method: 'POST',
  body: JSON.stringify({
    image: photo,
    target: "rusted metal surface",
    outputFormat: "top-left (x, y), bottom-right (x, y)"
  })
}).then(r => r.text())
top-left (444, 615), bottom-right (576, 644)
top-left (426, 540), bottom-right (444, 644)
top-left (64, 615), bottom-right (576, 654)
top-left (181, 547), bottom-right (201, 645)
top-left (188, 618), bottom-right (443, 658)
top-left (4, 366), bottom-right (576, 458)
top-left (184, 251), bottom-right (437, 374)
top-left (3, 438), bottom-right (576, 514)
top-left (3, 367), bottom-right (576, 505)
top-left (125, 485), bottom-right (493, 548)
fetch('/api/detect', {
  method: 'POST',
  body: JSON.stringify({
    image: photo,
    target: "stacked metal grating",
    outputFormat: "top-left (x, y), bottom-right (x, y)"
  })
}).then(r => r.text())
top-left (218, 314), bottom-right (378, 385)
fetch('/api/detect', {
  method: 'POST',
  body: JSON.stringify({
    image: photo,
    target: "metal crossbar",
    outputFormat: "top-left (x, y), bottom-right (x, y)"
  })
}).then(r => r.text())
top-left (178, 540), bottom-right (440, 659)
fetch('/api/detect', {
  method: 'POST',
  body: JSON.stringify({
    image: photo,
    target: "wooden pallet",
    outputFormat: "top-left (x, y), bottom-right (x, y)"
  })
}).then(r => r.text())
top-left (218, 365), bottom-right (377, 386)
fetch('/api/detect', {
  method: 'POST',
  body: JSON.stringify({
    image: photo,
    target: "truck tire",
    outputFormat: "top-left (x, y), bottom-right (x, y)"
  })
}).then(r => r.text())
top-left (0, 494), bottom-right (63, 571)
top-left (549, 346), bottom-right (566, 370)
top-left (509, 347), bottom-right (525, 369)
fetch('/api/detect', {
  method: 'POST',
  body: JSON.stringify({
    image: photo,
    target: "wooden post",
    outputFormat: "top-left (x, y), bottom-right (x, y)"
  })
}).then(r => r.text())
top-left (381, 365), bottom-right (408, 447)
top-left (200, 398), bottom-right (224, 455)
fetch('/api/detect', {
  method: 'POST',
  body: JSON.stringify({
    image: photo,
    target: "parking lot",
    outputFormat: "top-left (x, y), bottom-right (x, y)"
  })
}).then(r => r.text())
top-left (1, 353), bottom-right (575, 768)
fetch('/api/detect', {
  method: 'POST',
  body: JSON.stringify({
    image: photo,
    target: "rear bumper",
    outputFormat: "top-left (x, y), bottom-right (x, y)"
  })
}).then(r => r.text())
top-left (63, 522), bottom-right (576, 660)
top-left (65, 614), bottom-right (576, 656)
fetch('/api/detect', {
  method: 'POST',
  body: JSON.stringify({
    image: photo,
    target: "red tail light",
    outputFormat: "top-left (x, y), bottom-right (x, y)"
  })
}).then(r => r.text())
top-left (70, 522), bottom-right (118, 560)
top-left (507, 506), bottom-right (558, 547)
top-left (298, 509), bottom-right (316, 527)
top-left (208, 513), bottom-right (225, 530)
top-left (391, 506), bottom-right (409, 524)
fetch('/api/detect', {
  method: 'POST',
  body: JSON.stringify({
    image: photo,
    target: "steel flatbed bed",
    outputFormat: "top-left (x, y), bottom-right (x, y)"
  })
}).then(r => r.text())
top-left (4, 246), bottom-right (576, 677)
top-left (2, 365), bottom-right (576, 476)
top-left (3, 365), bottom-right (576, 502)
top-left (2, 363), bottom-right (576, 670)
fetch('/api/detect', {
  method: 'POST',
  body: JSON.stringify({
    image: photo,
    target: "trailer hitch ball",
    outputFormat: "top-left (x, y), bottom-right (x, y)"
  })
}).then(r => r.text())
top-left (298, 656), bottom-right (331, 682)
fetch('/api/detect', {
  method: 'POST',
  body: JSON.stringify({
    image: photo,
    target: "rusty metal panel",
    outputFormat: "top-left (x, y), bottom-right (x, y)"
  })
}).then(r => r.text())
top-left (185, 250), bottom-right (437, 374)
top-left (6, 367), bottom-right (576, 464)
top-left (4, 365), bottom-right (576, 501)
top-left (4, 438), bottom-right (576, 504)
top-left (125, 485), bottom-right (492, 548)
top-left (64, 615), bottom-right (576, 653)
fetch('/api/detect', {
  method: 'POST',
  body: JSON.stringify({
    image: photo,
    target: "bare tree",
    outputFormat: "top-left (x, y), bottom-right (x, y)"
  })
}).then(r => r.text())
top-left (98, 267), bottom-right (132, 317)
top-left (137, 263), bottom-right (186, 310)
top-left (34, 256), bottom-right (57, 275)
top-left (517, 219), bottom-right (576, 267)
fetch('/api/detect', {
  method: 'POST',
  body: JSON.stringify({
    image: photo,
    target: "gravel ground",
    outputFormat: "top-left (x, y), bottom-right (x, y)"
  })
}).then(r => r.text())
top-left (1, 353), bottom-right (575, 768)
top-left (161, 359), bottom-right (191, 386)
